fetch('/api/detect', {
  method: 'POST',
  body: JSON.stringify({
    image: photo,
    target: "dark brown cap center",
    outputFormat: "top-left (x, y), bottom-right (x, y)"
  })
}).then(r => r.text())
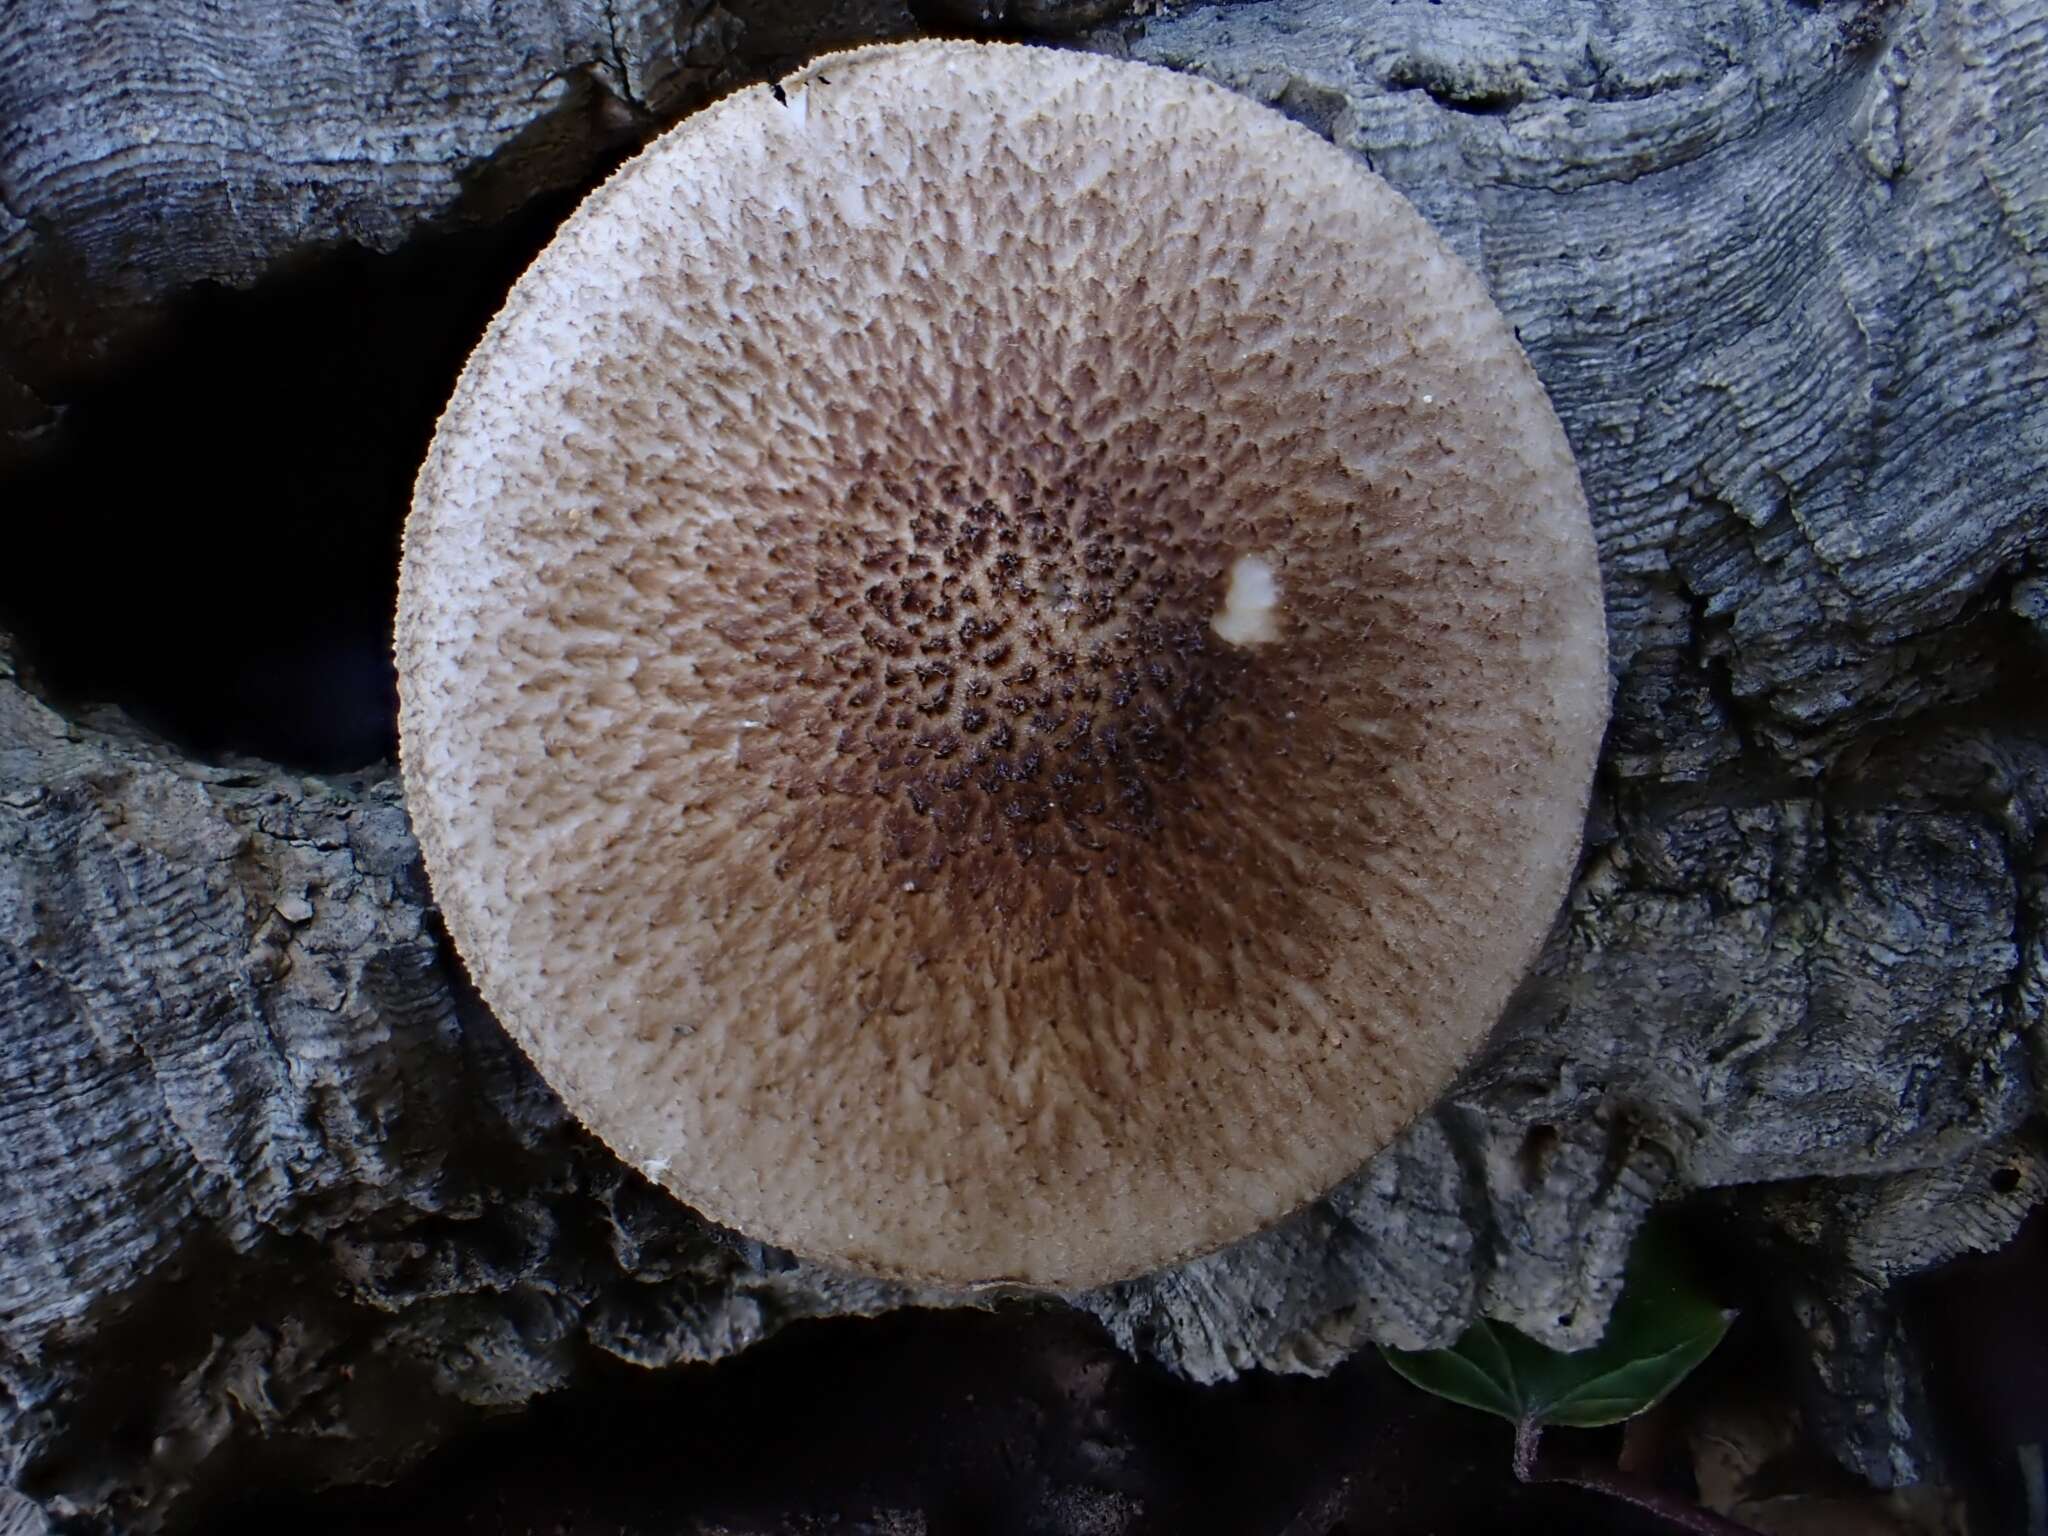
top-left (721, 452), bottom-right (1284, 932)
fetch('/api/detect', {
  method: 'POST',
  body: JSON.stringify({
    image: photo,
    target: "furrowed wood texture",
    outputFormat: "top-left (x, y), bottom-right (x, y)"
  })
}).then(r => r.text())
top-left (1, 0), bottom-right (2045, 1527)
top-left (0, 0), bottom-right (919, 454)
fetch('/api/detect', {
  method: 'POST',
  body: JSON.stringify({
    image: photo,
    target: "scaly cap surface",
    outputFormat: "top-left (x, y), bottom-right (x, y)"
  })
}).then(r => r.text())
top-left (397, 40), bottom-right (1609, 1287)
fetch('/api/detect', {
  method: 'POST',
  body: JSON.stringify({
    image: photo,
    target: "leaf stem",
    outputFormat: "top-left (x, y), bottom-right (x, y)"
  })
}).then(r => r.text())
top-left (1513, 1418), bottom-right (1543, 1483)
top-left (1513, 1421), bottom-right (1765, 1536)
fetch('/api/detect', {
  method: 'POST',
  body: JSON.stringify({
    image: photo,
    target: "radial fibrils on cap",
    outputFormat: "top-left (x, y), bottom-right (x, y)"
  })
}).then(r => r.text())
top-left (396, 40), bottom-right (1609, 1289)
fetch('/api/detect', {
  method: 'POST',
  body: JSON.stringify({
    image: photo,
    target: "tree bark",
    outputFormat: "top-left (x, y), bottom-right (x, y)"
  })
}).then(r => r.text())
top-left (0, 0), bottom-right (925, 462)
top-left (2, 0), bottom-right (2045, 1530)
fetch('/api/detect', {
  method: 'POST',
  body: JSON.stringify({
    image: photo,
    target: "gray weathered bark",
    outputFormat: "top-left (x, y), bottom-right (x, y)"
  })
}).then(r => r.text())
top-left (0, 0), bottom-right (923, 462)
top-left (3, 0), bottom-right (2046, 1529)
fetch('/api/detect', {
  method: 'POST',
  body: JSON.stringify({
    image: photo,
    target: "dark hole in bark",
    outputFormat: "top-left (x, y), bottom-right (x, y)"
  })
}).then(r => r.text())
top-left (1519, 1121), bottom-right (1562, 1183)
top-left (1905, 1203), bottom-right (2048, 1535)
top-left (0, 189), bottom-right (586, 772)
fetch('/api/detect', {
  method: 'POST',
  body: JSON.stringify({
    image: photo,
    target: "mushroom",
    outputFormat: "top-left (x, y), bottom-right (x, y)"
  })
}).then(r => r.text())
top-left (396, 40), bottom-right (1608, 1289)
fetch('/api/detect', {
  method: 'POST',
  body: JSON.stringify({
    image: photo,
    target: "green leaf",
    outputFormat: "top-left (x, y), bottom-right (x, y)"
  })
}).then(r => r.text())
top-left (1380, 1217), bottom-right (1734, 1429)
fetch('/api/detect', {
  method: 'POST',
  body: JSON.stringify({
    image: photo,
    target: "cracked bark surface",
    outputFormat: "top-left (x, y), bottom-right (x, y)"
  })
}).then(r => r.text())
top-left (0, 0), bottom-right (922, 463)
top-left (2, 0), bottom-right (2046, 1530)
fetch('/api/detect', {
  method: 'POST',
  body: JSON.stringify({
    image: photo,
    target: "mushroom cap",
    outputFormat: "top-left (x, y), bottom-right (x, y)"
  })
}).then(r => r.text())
top-left (397, 40), bottom-right (1608, 1289)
